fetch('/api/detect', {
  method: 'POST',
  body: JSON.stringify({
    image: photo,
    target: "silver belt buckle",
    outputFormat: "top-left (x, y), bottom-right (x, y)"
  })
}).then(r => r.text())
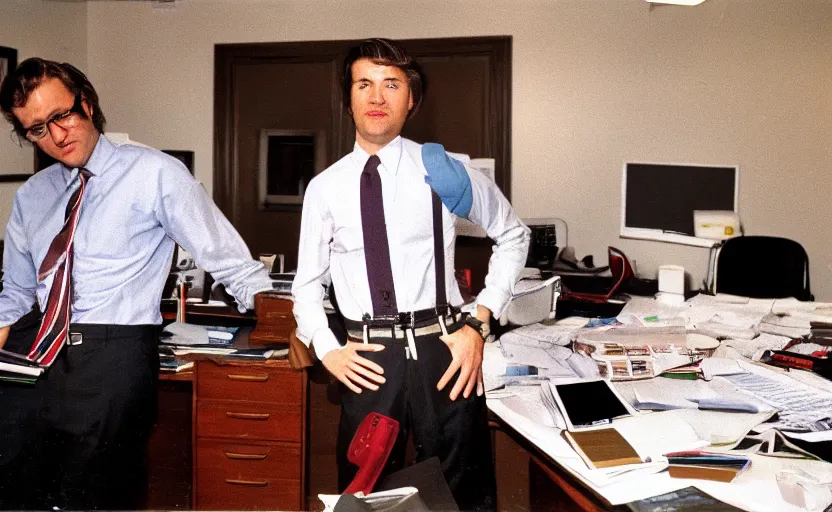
top-left (68, 332), bottom-right (83, 346)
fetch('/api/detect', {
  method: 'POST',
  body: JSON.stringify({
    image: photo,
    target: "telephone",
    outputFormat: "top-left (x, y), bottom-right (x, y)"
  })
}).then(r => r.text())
top-left (343, 413), bottom-right (400, 496)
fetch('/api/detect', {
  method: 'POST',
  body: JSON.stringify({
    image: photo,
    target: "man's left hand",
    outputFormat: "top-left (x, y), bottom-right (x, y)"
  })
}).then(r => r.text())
top-left (437, 324), bottom-right (485, 401)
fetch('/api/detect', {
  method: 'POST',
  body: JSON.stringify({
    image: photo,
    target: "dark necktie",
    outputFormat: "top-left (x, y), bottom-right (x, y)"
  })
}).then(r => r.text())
top-left (360, 155), bottom-right (398, 316)
top-left (29, 168), bottom-right (92, 367)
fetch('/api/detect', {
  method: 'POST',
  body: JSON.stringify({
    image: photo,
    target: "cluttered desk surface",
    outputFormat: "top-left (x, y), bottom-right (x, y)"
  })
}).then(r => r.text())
top-left (484, 293), bottom-right (832, 512)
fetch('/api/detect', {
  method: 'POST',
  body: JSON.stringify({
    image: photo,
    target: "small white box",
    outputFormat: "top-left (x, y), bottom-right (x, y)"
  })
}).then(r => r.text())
top-left (658, 265), bottom-right (686, 295)
top-left (694, 210), bottom-right (741, 240)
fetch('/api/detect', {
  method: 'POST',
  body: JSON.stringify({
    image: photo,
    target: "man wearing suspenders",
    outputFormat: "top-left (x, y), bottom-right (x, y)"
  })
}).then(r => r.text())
top-left (292, 39), bottom-right (529, 511)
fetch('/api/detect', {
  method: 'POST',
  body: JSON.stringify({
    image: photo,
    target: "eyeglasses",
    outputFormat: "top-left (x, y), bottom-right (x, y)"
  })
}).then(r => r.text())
top-left (23, 95), bottom-right (86, 142)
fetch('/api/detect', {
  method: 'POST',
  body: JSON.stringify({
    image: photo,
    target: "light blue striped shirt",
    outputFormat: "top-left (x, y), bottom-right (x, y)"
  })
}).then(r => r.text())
top-left (0, 135), bottom-right (272, 328)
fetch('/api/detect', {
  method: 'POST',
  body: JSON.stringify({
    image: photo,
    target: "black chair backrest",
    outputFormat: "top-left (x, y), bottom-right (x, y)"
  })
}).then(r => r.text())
top-left (715, 236), bottom-right (812, 301)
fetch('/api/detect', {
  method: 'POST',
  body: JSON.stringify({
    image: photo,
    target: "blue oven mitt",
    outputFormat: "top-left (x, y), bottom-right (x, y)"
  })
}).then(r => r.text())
top-left (421, 143), bottom-right (473, 218)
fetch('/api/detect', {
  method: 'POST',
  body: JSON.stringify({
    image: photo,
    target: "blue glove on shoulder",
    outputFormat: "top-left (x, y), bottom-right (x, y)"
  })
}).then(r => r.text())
top-left (421, 143), bottom-right (473, 218)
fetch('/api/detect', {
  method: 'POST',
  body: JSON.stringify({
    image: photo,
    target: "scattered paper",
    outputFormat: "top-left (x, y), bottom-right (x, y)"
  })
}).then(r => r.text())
top-left (725, 362), bottom-right (832, 433)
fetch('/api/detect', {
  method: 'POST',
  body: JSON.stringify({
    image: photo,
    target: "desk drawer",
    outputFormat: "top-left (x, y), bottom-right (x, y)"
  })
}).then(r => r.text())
top-left (196, 472), bottom-right (301, 511)
top-left (196, 439), bottom-right (301, 480)
top-left (195, 439), bottom-right (301, 512)
top-left (197, 399), bottom-right (302, 441)
top-left (197, 361), bottom-right (301, 403)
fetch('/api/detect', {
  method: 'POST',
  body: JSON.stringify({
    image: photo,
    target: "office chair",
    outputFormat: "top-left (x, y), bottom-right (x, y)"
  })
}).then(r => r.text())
top-left (713, 236), bottom-right (813, 301)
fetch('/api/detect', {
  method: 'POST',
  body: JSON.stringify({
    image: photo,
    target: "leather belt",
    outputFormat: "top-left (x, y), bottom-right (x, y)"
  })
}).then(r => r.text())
top-left (344, 308), bottom-right (466, 360)
top-left (345, 311), bottom-right (464, 341)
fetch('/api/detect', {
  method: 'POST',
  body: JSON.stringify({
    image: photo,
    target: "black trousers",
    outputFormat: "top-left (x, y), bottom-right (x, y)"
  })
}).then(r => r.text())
top-left (0, 323), bottom-right (159, 510)
top-left (336, 332), bottom-right (496, 511)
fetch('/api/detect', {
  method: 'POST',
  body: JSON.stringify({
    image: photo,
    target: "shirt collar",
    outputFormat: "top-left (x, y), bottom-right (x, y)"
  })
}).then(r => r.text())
top-left (352, 136), bottom-right (403, 176)
top-left (60, 133), bottom-right (114, 185)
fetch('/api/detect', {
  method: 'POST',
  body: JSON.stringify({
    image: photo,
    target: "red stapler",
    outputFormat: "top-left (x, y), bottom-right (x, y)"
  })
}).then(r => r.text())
top-left (343, 412), bottom-right (400, 496)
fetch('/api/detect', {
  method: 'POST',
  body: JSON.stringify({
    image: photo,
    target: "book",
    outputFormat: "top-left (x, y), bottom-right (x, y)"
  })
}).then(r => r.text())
top-left (0, 348), bottom-right (41, 368)
top-left (562, 428), bottom-right (642, 469)
top-left (665, 451), bottom-right (750, 483)
top-left (0, 357), bottom-right (44, 378)
top-left (626, 486), bottom-right (743, 512)
top-left (0, 372), bottom-right (39, 384)
top-left (667, 464), bottom-right (745, 483)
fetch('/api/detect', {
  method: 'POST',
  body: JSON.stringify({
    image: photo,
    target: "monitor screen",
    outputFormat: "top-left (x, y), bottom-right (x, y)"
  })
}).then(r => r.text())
top-left (621, 162), bottom-right (738, 246)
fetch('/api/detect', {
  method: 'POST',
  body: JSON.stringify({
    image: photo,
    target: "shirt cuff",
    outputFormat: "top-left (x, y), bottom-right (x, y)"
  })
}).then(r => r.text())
top-left (236, 285), bottom-right (277, 313)
top-left (475, 287), bottom-right (512, 321)
top-left (310, 328), bottom-right (343, 361)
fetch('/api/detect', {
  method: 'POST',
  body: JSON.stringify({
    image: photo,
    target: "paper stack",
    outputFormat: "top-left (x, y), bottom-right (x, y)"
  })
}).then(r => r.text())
top-left (0, 349), bottom-right (44, 384)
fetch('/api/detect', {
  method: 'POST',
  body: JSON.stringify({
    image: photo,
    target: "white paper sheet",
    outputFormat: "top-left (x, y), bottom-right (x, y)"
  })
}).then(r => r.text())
top-left (726, 362), bottom-right (832, 433)
top-left (720, 333), bottom-right (792, 361)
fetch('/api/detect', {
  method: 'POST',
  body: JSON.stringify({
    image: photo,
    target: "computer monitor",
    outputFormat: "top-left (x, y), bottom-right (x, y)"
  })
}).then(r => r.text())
top-left (620, 162), bottom-right (738, 247)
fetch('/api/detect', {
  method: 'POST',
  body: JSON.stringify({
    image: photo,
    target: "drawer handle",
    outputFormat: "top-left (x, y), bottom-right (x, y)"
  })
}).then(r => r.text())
top-left (226, 412), bottom-right (271, 420)
top-left (225, 478), bottom-right (268, 487)
top-left (225, 452), bottom-right (268, 460)
top-left (227, 373), bottom-right (270, 382)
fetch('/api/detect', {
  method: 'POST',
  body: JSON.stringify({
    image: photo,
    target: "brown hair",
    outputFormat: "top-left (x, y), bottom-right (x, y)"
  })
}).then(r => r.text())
top-left (0, 57), bottom-right (106, 139)
top-left (342, 38), bottom-right (424, 119)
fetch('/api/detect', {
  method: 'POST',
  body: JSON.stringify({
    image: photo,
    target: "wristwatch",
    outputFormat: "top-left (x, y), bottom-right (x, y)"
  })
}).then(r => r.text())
top-left (464, 315), bottom-right (491, 341)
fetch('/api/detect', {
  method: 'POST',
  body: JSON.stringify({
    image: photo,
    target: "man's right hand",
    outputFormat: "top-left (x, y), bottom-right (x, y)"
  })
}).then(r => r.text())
top-left (0, 326), bottom-right (10, 350)
top-left (321, 341), bottom-right (386, 394)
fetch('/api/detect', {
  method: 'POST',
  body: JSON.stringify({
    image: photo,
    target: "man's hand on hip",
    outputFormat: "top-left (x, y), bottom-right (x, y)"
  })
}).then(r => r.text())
top-left (322, 341), bottom-right (386, 394)
top-left (437, 325), bottom-right (485, 400)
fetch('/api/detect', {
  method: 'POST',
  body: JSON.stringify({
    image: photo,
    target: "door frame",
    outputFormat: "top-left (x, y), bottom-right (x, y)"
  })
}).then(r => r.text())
top-left (214, 36), bottom-right (512, 224)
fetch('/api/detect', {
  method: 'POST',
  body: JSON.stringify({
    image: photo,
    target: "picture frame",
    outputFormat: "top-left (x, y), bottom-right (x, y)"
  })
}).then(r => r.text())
top-left (0, 46), bottom-right (30, 183)
top-left (258, 129), bottom-right (325, 211)
top-left (0, 46), bottom-right (15, 84)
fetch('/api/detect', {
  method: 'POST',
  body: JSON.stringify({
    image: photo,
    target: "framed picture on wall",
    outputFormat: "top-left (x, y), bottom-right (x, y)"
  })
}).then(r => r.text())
top-left (0, 46), bottom-right (16, 85)
top-left (0, 46), bottom-right (32, 183)
top-left (258, 129), bottom-right (326, 210)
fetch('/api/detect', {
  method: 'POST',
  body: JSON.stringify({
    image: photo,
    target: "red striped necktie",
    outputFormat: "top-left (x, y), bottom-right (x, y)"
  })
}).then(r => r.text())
top-left (29, 168), bottom-right (92, 367)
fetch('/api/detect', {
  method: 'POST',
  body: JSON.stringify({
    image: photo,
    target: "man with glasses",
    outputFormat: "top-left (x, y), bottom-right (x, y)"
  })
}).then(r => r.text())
top-left (0, 58), bottom-right (273, 509)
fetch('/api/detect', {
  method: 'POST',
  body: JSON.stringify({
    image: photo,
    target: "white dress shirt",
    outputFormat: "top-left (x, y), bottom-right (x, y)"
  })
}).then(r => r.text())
top-left (292, 136), bottom-right (530, 360)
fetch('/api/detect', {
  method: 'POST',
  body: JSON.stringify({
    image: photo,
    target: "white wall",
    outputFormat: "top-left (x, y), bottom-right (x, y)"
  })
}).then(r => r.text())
top-left (62, 0), bottom-right (832, 301)
top-left (0, 0), bottom-right (88, 238)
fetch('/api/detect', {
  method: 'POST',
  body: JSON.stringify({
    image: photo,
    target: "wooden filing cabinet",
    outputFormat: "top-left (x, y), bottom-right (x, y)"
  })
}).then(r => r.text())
top-left (193, 359), bottom-right (307, 510)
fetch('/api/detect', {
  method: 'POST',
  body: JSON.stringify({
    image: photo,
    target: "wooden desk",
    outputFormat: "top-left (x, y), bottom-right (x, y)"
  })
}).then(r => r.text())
top-left (148, 303), bottom-right (307, 511)
top-left (489, 415), bottom-right (621, 512)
